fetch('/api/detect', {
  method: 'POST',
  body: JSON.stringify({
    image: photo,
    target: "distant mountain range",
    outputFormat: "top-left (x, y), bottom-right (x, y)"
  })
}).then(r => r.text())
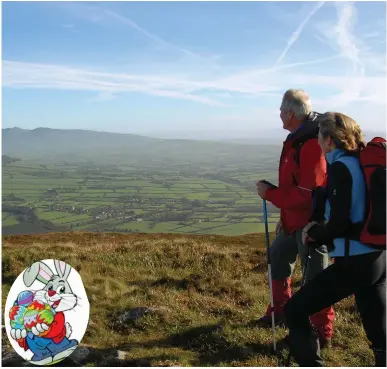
top-left (2, 127), bottom-right (281, 164)
top-left (2, 154), bottom-right (21, 165)
top-left (3, 126), bottom-right (383, 164)
top-left (2, 126), bottom-right (159, 152)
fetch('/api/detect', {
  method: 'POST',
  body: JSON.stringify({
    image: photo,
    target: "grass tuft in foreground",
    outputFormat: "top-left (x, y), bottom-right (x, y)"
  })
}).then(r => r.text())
top-left (2, 232), bottom-right (373, 366)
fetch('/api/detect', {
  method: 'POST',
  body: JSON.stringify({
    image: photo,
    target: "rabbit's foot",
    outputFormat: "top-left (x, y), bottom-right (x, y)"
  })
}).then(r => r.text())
top-left (52, 345), bottom-right (78, 363)
top-left (30, 354), bottom-right (53, 366)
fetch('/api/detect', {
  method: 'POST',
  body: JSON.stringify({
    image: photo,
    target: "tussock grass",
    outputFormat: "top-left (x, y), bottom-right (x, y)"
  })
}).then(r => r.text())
top-left (2, 232), bottom-right (373, 366)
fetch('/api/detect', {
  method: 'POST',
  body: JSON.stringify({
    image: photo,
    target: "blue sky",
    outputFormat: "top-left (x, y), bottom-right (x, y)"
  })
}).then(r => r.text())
top-left (2, 1), bottom-right (386, 138)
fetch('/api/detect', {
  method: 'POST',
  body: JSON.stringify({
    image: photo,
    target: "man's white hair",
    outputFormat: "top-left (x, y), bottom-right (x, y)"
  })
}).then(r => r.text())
top-left (280, 89), bottom-right (312, 120)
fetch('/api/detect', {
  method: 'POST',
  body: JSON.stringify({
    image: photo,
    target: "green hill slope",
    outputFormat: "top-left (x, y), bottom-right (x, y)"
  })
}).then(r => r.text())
top-left (2, 232), bottom-right (373, 367)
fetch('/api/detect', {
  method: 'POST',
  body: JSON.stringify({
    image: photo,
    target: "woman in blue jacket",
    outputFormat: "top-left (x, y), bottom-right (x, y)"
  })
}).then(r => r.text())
top-left (283, 112), bottom-right (386, 366)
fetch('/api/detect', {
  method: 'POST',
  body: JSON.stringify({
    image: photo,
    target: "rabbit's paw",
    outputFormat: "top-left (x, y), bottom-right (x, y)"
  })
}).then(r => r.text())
top-left (31, 323), bottom-right (50, 336)
top-left (65, 322), bottom-right (72, 338)
top-left (11, 328), bottom-right (27, 340)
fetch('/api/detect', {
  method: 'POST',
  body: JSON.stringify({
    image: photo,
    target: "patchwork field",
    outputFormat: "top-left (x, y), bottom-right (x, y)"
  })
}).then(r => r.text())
top-left (3, 157), bottom-right (280, 236)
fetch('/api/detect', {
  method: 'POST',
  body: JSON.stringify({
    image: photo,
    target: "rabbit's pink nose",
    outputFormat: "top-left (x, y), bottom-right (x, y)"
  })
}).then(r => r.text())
top-left (47, 290), bottom-right (56, 297)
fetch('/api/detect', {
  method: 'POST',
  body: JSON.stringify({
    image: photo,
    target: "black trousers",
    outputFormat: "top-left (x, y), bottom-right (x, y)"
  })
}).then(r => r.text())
top-left (284, 250), bottom-right (386, 367)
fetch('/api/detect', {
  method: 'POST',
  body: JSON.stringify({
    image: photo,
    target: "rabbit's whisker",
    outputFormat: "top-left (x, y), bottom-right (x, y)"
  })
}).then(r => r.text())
top-left (58, 300), bottom-right (76, 310)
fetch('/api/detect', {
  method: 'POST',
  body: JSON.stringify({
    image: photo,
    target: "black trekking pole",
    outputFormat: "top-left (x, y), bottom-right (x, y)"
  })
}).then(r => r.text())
top-left (285, 243), bottom-right (313, 366)
top-left (302, 244), bottom-right (312, 287)
top-left (263, 199), bottom-right (276, 353)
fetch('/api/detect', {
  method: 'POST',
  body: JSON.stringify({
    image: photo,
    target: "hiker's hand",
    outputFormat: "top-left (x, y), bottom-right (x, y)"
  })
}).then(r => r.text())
top-left (256, 181), bottom-right (270, 199)
top-left (302, 221), bottom-right (317, 244)
top-left (302, 231), bottom-right (316, 245)
top-left (275, 221), bottom-right (282, 236)
top-left (303, 235), bottom-right (316, 245)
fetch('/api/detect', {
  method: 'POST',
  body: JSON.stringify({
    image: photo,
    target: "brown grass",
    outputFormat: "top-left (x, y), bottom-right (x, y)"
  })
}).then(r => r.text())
top-left (2, 232), bottom-right (373, 366)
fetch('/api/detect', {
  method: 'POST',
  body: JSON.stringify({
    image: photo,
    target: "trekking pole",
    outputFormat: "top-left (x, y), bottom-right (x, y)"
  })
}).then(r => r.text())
top-left (302, 245), bottom-right (312, 287)
top-left (285, 242), bottom-right (313, 367)
top-left (263, 199), bottom-right (276, 353)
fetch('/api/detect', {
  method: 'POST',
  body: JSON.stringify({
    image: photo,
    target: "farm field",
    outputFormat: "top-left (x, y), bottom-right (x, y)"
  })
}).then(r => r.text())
top-left (2, 155), bottom-right (280, 236)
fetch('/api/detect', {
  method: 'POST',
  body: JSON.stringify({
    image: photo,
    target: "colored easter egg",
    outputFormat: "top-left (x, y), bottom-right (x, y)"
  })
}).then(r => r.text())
top-left (23, 310), bottom-right (39, 331)
top-left (37, 309), bottom-right (54, 326)
top-left (9, 305), bottom-right (27, 325)
top-left (17, 291), bottom-right (34, 307)
top-left (27, 300), bottom-right (48, 312)
top-left (10, 321), bottom-right (24, 330)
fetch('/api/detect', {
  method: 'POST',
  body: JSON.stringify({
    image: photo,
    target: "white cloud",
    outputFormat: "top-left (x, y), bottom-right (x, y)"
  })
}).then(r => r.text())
top-left (334, 2), bottom-right (364, 75)
top-left (55, 2), bottom-right (220, 70)
top-left (2, 60), bottom-right (228, 106)
top-left (2, 1), bottom-right (385, 132)
top-left (101, 9), bottom-right (202, 60)
top-left (311, 2), bottom-right (385, 108)
top-left (3, 58), bottom-right (384, 109)
top-left (275, 1), bottom-right (326, 65)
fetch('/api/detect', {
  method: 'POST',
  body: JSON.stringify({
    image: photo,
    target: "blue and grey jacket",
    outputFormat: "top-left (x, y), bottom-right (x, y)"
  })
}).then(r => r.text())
top-left (308, 148), bottom-right (377, 257)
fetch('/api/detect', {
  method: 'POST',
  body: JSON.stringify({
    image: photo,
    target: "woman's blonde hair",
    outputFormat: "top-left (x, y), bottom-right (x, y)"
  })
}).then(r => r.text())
top-left (318, 112), bottom-right (366, 152)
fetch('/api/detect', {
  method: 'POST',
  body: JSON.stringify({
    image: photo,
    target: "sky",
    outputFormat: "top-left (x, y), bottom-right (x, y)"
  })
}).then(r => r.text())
top-left (2, 1), bottom-right (386, 139)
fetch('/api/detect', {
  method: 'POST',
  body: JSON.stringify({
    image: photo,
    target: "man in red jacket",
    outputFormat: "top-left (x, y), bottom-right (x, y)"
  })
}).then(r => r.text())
top-left (256, 89), bottom-right (335, 348)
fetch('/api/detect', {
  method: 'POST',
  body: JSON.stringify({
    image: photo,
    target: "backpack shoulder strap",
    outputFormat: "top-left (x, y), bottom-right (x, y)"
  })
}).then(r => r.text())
top-left (292, 128), bottom-right (319, 167)
top-left (291, 130), bottom-right (319, 185)
top-left (291, 111), bottom-right (322, 167)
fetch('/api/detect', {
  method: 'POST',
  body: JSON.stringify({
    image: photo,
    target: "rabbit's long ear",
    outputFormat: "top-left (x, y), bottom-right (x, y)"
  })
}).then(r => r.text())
top-left (23, 262), bottom-right (54, 287)
top-left (54, 260), bottom-right (72, 280)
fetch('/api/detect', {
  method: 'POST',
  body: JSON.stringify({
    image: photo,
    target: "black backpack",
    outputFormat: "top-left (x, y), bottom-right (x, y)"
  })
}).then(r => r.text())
top-left (291, 112), bottom-right (322, 185)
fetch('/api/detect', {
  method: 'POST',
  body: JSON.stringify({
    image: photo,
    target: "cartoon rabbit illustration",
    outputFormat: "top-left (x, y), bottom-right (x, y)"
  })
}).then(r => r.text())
top-left (9, 260), bottom-right (79, 365)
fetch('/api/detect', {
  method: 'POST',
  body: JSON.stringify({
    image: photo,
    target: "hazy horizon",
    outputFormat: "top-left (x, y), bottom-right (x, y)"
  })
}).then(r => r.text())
top-left (3, 124), bottom-right (385, 143)
top-left (3, 125), bottom-right (288, 140)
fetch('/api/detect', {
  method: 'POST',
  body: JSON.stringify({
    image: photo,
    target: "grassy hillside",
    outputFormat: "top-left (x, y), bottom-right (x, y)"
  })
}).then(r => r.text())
top-left (2, 232), bottom-right (373, 366)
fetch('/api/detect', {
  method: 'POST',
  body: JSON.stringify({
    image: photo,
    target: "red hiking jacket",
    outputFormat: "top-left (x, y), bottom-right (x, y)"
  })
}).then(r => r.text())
top-left (266, 116), bottom-right (327, 234)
